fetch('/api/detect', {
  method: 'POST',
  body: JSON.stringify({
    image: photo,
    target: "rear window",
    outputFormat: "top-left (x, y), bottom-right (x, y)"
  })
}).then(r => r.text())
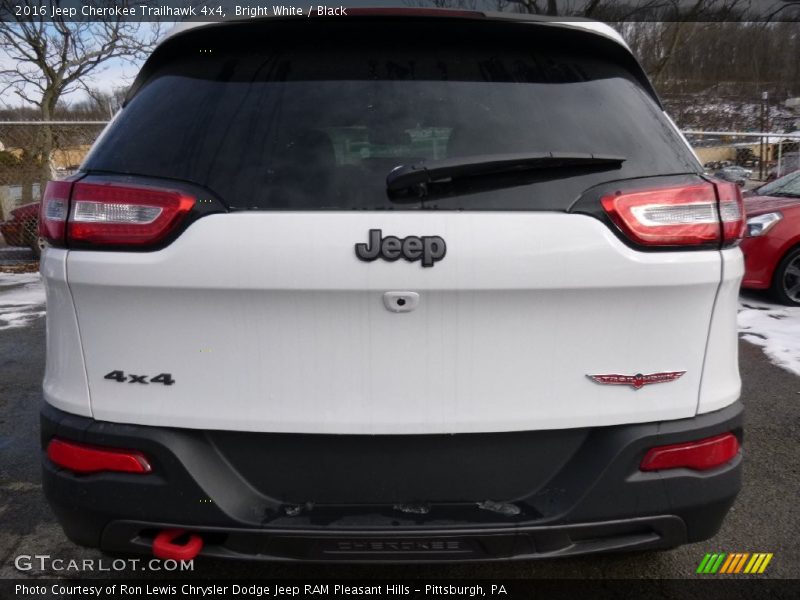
top-left (85, 20), bottom-right (699, 211)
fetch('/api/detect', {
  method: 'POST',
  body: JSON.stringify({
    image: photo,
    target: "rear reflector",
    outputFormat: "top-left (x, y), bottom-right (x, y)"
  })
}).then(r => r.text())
top-left (46, 438), bottom-right (152, 474)
top-left (39, 181), bottom-right (72, 246)
top-left (640, 433), bottom-right (740, 472)
top-left (68, 182), bottom-right (195, 246)
top-left (601, 181), bottom-right (744, 247)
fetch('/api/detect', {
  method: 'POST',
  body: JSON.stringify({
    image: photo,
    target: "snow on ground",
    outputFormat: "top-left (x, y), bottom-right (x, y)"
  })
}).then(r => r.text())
top-left (0, 272), bottom-right (41, 288)
top-left (739, 297), bottom-right (800, 377)
top-left (0, 272), bottom-right (45, 331)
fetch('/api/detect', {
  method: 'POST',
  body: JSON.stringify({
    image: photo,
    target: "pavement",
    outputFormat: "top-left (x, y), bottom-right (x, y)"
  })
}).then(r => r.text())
top-left (0, 287), bottom-right (798, 580)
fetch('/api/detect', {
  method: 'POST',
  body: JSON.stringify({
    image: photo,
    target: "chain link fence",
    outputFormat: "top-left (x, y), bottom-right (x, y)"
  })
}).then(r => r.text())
top-left (684, 131), bottom-right (800, 187)
top-left (0, 121), bottom-right (108, 255)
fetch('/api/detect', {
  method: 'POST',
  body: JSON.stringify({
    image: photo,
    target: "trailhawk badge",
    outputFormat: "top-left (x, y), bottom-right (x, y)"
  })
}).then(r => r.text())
top-left (355, 229), bottom-right (446, 267)
top-left (587, 371), bottom-right (686, 390)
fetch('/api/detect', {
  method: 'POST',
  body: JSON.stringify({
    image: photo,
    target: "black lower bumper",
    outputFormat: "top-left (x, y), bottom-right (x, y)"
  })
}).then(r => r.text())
top-left (41, 402), bottom-right (743, 562)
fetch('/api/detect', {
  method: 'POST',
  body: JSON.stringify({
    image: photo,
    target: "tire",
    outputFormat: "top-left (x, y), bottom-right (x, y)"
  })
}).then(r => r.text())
top-left (770, 246), bottom-right (800, 306)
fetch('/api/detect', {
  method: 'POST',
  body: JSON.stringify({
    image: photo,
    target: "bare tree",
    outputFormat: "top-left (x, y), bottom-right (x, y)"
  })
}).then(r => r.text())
top-left (81, 86), bottom-right (129, 118)
top-left (0, 9), bottom-right (159, 117)
top-left (0, 3), bottom-right (160, 200)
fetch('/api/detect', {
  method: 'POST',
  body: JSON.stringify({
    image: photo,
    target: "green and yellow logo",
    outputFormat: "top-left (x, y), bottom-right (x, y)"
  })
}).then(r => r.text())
top-left (696, 552), bottom-right (773, 574)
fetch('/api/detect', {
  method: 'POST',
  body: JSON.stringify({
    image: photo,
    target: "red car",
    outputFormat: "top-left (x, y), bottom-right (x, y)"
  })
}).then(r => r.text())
top-left (0, 202), bottom-right (42, 257)
top-left (740, 170), bottom-right (800, 305)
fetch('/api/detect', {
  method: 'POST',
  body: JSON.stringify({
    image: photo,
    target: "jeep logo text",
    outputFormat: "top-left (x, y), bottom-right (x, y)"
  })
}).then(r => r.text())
top-left (355, 229), bottom-right (446, 267)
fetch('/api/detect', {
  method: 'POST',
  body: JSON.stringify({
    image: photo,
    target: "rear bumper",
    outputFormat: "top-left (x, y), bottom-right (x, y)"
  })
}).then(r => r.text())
top-left (41, 401), bottom-right (743, 562)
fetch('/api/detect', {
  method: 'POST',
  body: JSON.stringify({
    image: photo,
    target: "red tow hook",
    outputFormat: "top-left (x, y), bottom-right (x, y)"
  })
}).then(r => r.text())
top-left (152, 529), bottom-right (203, 561)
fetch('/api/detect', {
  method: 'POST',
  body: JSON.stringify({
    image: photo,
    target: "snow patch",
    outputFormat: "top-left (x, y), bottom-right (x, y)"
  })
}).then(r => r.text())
top-left (0, 273), bottom-right (45, 330)
top-left (738, 298), bottom-right (800, 377)
top-left (476, 500), bottom-right (521, 516)
top-left (393, 503), bottom-right (430, 515)
top-left (0, 272), bottom-right (41, 287)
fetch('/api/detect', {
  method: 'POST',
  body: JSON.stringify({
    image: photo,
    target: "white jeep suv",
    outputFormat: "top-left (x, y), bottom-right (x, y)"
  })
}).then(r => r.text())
top-left (38, 11), bottom-right (744, 562)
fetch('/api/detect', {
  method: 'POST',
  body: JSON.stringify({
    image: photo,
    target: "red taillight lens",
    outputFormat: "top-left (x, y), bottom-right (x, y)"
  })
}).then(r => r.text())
top-left (715, 181), bottom-right (746, 243)
top-left (46, 438), bottom-right (152, 474)
top-left (39, 179), bottom-right (196, 248)
top-left (601, 181), bottom-right (745, 247)
top-left (67, 182), bottom-right (195, 246)
top-left (640, 433), bottom-right (740, 472)
top-left (39, 181), bottom-right (72, 246)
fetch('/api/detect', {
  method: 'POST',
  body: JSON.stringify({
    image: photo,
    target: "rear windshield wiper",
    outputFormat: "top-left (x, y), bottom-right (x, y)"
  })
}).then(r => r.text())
top-left (386, 152), bottom-right (626, 196)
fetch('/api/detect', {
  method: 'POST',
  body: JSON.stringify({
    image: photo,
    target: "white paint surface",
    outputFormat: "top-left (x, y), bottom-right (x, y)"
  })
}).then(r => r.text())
top-left (62, 212), bottom-right (729, 434)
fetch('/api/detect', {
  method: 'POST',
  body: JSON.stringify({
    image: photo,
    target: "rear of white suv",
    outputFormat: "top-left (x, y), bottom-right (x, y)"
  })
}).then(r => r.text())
top-left (38, 13), bottom-right (744, 562)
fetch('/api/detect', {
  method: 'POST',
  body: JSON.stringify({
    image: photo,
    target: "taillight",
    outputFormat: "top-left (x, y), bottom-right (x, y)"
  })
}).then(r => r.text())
top-left (601, 181), bottom-right (744, 247)
top-left (640, 433), bottom-right (740, 472)
top-left (715, 181), bottom-right (746, 243)
top-left (39, 181), bottom-right (72, 246)
top-left (46, 438), bottom-right (152, 474)
top-left (39, 179), bottom-right (197, 249)
top-left (68, 182), bottom-right (195, 246)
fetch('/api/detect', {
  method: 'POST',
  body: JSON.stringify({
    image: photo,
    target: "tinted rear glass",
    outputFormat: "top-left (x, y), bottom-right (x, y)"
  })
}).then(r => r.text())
top-left (86, 20), bottom-right (699, 211)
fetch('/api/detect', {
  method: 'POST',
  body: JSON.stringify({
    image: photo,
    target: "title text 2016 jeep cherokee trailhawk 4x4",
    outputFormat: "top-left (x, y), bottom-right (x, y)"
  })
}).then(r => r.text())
top-left (38, 11), bottom-right (745, 562)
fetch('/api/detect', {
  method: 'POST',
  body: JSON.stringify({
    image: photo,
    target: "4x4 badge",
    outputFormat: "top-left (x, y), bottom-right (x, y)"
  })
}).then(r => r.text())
top-left (587, 371), bottom-right (686, 390)
top-left (355, 229), bottom-right (446, 267)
